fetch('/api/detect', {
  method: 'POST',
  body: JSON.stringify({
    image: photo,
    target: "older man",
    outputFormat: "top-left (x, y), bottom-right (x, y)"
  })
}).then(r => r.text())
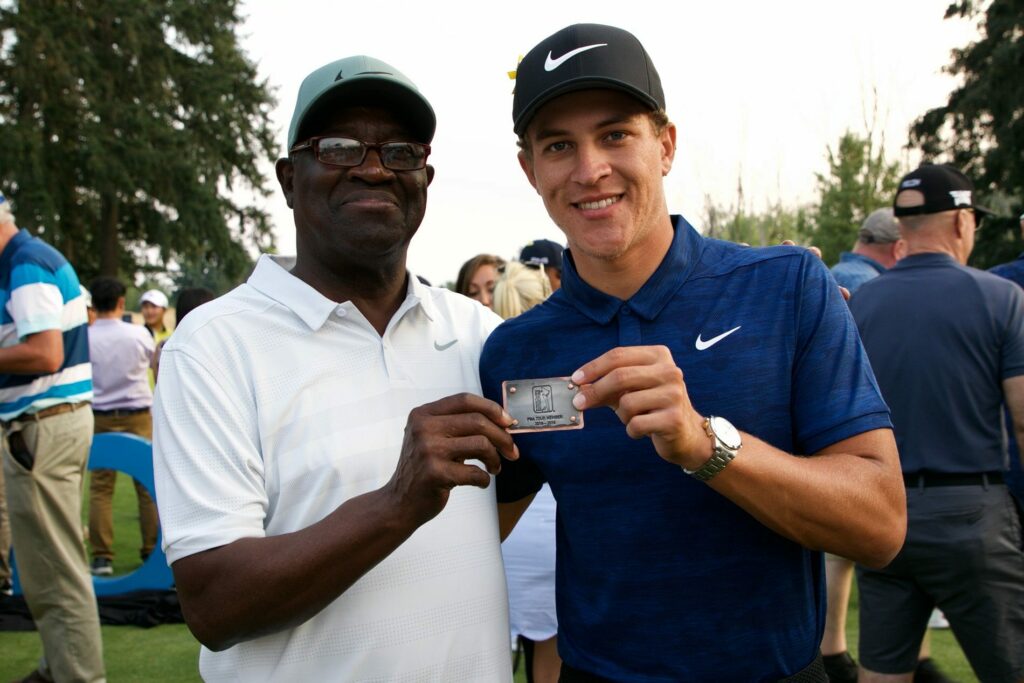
top-left (0, 191), bottom-right (104, 682)
top-left (851, 164), bottom-right (1024, 683)
top-left (830, 207), bottom-right (905, 294)
top-left (481, 24), bottom-right (906, 681)
top-left (153, 57), bottom-right (516, 681)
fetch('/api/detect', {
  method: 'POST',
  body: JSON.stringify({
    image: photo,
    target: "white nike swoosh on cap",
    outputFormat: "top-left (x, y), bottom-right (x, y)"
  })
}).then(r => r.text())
top-left (695, 326), bottom-right (741, 351)
top-left (544, 44), bottom-right (608, 71)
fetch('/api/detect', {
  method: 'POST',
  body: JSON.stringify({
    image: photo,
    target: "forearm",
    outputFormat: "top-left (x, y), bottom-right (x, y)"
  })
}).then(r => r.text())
top-left (0, 332), bottom-right (63, 374)
top-left (707, 430), bottom-right (905, 567)
top-left (175, 487), bottom-right (420, 651)
top-left (1016, 427), bottom-right (1024, 470)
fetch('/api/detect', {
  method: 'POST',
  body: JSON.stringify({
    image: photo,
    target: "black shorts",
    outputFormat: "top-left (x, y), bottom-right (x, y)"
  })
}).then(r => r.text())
top-left (857, 483), bottom-right (1024, 681)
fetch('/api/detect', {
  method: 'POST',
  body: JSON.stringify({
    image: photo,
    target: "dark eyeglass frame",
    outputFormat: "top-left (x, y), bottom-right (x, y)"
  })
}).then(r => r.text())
top-left (289, 136), bottom-right (431, 171)
top-left (962, 207), bottom-right (985, 229)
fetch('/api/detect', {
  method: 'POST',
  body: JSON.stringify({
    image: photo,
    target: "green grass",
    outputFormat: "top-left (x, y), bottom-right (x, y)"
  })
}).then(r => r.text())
top-left (842, 581), bottom-right (977, 682)
top-left (0, 476), bottom-right (977, 681)
top-left (0, 472), bottom-right (202, 681)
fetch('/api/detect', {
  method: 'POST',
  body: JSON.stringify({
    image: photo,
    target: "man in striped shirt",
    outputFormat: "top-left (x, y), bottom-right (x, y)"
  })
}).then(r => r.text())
top-left (0, 191), bottom-right (105, 683)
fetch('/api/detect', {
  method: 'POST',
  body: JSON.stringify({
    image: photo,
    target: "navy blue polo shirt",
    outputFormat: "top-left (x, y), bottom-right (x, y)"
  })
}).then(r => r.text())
top-left (989, 253), bottom-right (1024, 288)
top-left (989, 254), bottom-right (1024, 498)
top-left (480, 216), bottom-right (891, 682)
top-left (851, 253), bottom-right (1024, 474)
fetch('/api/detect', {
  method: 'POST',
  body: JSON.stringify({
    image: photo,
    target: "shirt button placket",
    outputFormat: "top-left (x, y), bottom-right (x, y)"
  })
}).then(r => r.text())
top-left (618, 307), bottom-right (643, 346)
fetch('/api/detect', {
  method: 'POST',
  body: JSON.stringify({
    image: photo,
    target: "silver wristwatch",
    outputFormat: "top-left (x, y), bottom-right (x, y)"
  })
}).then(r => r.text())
top-left (683, 416), bottom-right (742, 481)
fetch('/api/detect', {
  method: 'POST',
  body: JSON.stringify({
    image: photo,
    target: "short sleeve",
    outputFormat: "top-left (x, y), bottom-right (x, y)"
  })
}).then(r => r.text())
top-left (792, 253), bottom-right (892, 454)
top-left (152, 346), bottom-right (268, 564)
top-left (9, 262), bottom-right (63, 337)
top-left (480, 329), bottom-right (546, 503)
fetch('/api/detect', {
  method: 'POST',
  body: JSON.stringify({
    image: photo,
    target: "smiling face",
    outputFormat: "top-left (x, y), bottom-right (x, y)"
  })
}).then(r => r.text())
top-left (141, 302), bottom-right (165, 329)
top-left (277, 105), bottom-right (434, 285)
top-left (518, 89), bottom-right (676, 273)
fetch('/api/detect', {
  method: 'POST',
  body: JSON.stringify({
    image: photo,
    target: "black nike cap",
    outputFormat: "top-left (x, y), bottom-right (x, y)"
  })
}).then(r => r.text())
top-left (512, 24), bottom-right (665, 136)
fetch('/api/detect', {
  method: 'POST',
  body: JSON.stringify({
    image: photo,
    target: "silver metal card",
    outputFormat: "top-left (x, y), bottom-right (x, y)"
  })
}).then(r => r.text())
top-left (502, 377), bottom-right (584, 433)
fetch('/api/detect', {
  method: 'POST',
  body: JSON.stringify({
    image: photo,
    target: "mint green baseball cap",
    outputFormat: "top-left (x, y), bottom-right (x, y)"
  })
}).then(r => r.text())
top-left (287, 55), bottom-right (436, 149)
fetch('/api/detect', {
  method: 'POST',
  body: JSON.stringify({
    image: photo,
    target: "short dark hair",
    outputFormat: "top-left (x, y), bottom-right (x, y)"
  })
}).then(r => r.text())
top-left (89, 277), bottom-right (125, 313)
top-left (175, 287), bottom-right (216, 327)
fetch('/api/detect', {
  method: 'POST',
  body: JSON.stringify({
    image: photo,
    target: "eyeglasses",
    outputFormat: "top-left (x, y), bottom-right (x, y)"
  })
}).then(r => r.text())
top-left (964, 207), bottom-right (985, 229)
top-left (289, 136), bottom-right (431, 171)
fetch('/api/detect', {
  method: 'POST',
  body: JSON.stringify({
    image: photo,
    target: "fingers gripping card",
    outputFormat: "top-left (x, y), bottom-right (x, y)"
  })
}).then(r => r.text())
top-left (502, 377), bottom-right (584, 432)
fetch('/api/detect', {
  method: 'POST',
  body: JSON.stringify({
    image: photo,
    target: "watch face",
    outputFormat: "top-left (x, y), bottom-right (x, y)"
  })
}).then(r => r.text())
top-left (710, 416), bottom-right (742, 449)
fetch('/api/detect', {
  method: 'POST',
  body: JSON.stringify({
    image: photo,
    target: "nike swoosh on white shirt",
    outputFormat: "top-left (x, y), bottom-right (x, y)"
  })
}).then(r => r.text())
top-left (544, 44), bottom-right (608, 71)
top-left (434, 339), bottom-right (458, 351)
top-left (695, 326), bottom-right (741, 351)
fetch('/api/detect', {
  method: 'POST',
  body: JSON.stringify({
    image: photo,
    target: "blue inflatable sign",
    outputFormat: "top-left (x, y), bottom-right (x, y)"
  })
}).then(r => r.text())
top-left (10, 432), bottom-right (174, 596)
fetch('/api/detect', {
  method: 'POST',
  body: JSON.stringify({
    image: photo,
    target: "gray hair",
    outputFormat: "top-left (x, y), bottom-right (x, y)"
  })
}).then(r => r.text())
top-left (859, 208), bottom-right (900, 244)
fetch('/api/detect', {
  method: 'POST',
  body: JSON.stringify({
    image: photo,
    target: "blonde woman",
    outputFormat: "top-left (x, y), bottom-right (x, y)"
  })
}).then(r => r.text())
top-left (492, 261), bottom-right (552, 320)
top-left (494, 261), bottom-right (558, 683)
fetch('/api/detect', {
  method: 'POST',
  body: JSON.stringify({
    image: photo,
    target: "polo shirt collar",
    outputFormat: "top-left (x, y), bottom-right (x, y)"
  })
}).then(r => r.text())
top-left (560, 215), bottom-right (701, 324)
top-left (895, 252), bottom-right (958, 269)
top-left (841, 251), bottom-right (886, 274)
top-left (247, 254), bottom-right (433, 331)
top-left (0, 229), bottom-right (31, 273)
top-left (406, 274), bottom-right (438, 322)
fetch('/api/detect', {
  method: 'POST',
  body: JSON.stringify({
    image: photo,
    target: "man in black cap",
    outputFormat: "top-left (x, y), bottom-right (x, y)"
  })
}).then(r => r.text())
top-left (481, 23), bottom-right (906, 681)
top-left (850, 164), bottom-right (1024, 682)
top-left (153, 56), bottom-right (516, 681)
top-left (520, 238), bottom-right (564, 291)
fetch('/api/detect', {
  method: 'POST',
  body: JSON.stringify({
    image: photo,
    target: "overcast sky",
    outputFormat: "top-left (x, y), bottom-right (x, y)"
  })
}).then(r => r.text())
top-left (237, 0), bottom-right (978, 286)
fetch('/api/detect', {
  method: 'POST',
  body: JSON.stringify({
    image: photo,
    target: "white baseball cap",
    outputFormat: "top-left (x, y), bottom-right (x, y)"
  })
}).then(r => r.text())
top-left (140, 289), bottom-right (169, 309)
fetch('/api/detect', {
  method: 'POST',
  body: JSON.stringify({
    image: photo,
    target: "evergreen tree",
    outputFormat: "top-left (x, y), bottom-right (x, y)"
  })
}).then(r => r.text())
top-left (806, 131), bottom-right (902, 265)
top-left (0, 0), bottom-right (277, 285)
top-left (911, 0), bottom-right (1024, 269)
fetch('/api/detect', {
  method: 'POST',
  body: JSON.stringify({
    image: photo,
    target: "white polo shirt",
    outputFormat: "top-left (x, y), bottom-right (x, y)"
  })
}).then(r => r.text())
top-left (153, 255), bottom-right (511, 682)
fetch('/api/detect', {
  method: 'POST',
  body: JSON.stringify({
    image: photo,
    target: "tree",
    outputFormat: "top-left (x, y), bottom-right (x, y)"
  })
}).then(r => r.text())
top-left (0, 0), bottom-right (277, 286)
top-left (702, 180), bottom-right (811, 248)
top-left (805, 131), bottom-right (902, 265)
top-left (911, 0), bottom-right (1024, 269)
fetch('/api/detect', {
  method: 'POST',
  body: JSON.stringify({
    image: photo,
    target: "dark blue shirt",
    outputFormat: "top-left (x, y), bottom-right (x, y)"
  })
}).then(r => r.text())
top-left (481, 216), bottom-right (891, 682)
top-left (851, 252), bottom-right (1024, 474)
top-left (988, 254), bottom-right (1024, 500)
top-left (989, 252), bottom-right (1024, 288)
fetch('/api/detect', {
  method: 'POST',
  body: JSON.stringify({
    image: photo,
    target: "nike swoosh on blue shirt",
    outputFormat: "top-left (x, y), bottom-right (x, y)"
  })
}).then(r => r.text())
top-left (695, 326), bottom-right (741, 351)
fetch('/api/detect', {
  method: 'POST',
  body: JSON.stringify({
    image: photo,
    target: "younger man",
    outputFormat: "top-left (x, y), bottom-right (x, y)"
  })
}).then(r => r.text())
top-left (482, 24), bottom-right (905, 681)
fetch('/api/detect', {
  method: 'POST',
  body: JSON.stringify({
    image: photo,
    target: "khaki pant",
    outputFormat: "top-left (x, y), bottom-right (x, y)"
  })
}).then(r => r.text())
top-left (0, 436), bottom-right (11, 585)
top-left (88, 410), bottom-right (157, 561)
top-left (4, 404), bottom-right (106, 682)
